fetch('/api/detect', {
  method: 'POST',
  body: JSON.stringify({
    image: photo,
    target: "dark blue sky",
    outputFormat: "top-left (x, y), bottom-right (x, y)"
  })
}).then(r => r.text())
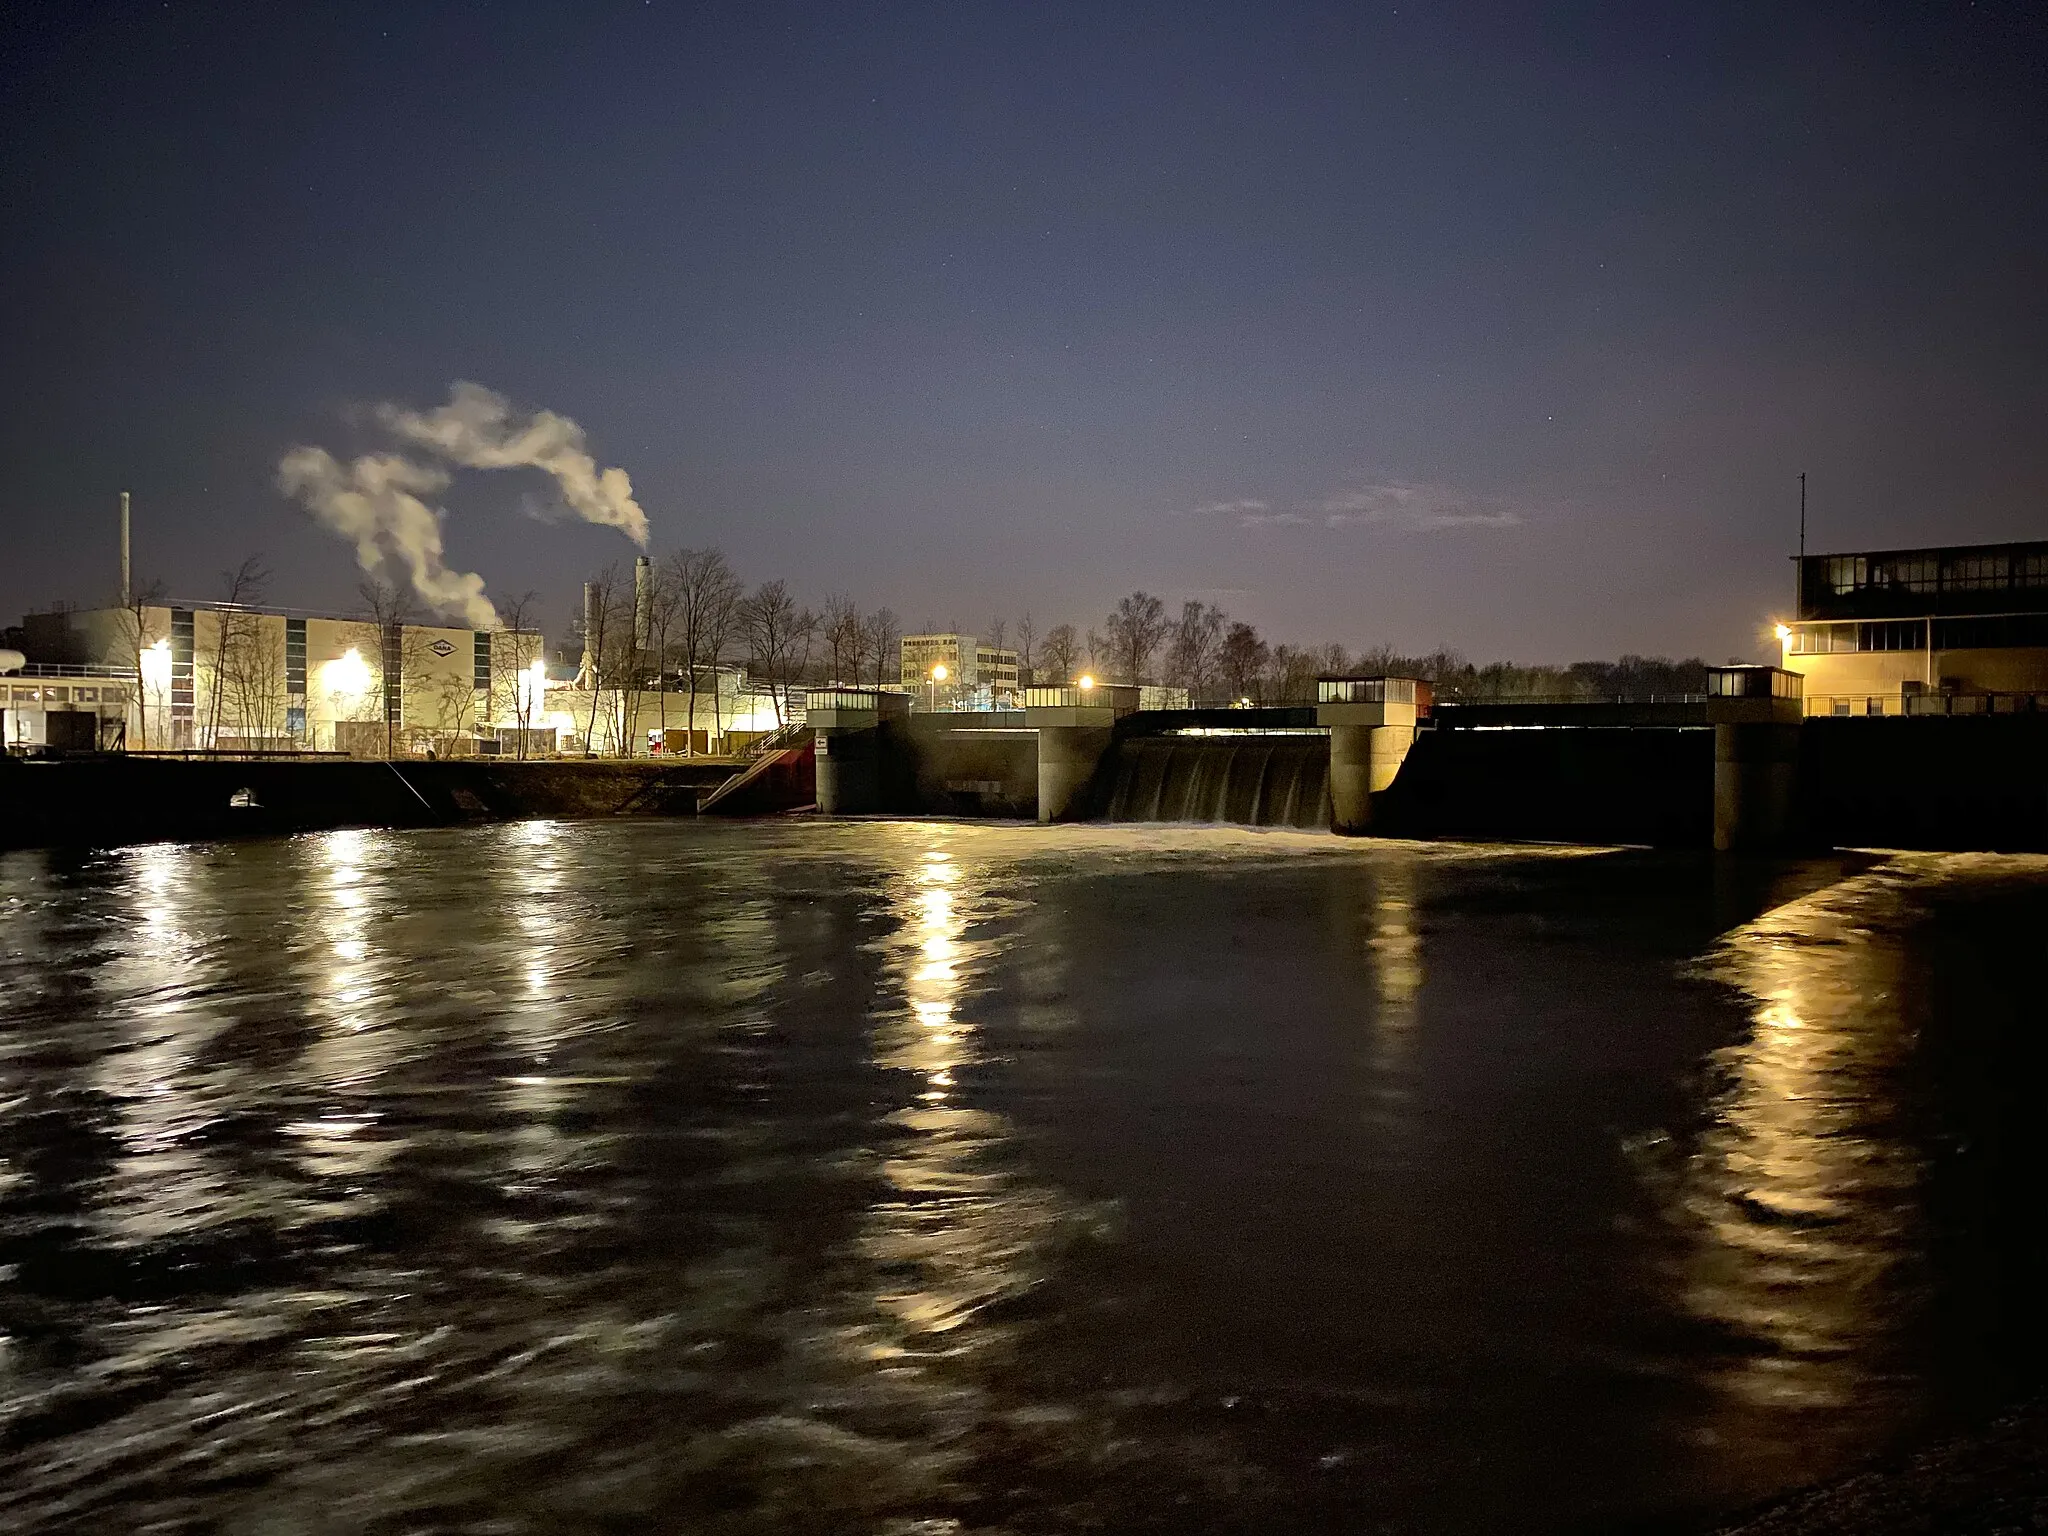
top-left (4, 1), bottom-right (2044, 660)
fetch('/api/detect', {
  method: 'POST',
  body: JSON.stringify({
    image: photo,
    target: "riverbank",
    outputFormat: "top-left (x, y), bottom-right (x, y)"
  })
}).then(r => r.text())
top-left (0, 754), bottom-right (741, 849)
top-left (1717, 1400), bottom-right (2048, 1534)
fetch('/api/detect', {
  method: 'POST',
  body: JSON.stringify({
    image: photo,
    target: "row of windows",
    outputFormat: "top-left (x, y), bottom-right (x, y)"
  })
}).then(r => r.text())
top-left (1793, 613), bottom-right (2048, 653)
top-left (1825, 550), bottom-right (2048, 596)
top-left (1790, 621), bottom-right (1927, 653)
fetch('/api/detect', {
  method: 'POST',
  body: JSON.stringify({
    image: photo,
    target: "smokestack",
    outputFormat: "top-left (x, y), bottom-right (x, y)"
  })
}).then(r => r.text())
top-left (119, 491), bottom-right (131, 608)
top-left (579, 579), bottom-right (600, 686)
top-left (633, 555), bottom-right (652, 651)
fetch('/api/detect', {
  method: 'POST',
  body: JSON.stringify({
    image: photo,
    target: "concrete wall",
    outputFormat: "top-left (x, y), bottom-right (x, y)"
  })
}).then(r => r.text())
top-left (903, 717), bottom-right (1038, 817)
top-left (1378, 727), bottom-right (1714, 846)
top-left (1798, 715), bottom-right (2048, 851)
top-left (0, 755), bottom-right (736, 850)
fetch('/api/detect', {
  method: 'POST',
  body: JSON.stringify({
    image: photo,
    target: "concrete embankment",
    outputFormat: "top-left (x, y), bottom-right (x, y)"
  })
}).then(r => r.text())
top-left (0, 755), bottom-right (742, 850)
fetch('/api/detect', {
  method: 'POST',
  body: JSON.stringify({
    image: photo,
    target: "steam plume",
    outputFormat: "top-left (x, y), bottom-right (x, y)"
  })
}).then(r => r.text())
top-left (378, 381), bottom-right (649, 546)
top-left (278, 447), bottom-right (500, 628)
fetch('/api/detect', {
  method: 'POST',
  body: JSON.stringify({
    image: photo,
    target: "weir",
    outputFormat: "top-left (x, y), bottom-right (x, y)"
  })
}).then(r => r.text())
top-left (1097, 735), bottom-right (1331, 829)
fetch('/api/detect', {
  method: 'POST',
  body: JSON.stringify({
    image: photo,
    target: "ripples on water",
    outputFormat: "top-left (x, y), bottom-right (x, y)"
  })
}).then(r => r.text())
top-left (1, 822), bottom-right (2046, 1533)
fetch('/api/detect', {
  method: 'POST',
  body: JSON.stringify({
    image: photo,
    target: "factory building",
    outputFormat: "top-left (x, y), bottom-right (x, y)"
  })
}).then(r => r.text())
top-left (1779, 539), bottom-right (2048, 715)
top-left (15, 602), bottom-right (552, 754)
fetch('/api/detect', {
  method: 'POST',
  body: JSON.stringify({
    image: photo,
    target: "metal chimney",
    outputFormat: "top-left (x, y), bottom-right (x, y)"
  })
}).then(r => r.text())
top-left (580, 579), bottom-right (600, 686)
top-left (633, 555), bottom-right (652, 651)
top-left (119, 491), bottom-right (131, 608)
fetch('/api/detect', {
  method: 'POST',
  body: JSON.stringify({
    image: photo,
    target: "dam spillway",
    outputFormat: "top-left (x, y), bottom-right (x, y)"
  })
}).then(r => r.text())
top-left (1098, 734), bottom-right (1332, 829)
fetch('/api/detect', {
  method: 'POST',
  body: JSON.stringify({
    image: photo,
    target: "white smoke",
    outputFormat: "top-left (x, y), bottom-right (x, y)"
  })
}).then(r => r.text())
top-left (277, 447), bottom-right (500, 628)
top-left (378, 381), bottom-right (650, 547)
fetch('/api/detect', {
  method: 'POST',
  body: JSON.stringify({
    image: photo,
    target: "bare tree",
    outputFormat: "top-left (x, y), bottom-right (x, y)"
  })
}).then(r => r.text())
top-left (206, 557), bottom-right (268, 748)
top-left (111, 577), bottom-right (168, 749)
top-left (667, 548), bottom-right (743, 754)
top-left (740, 579), bottom-right (816, 727)
top-left (492, 590), bottom-right (544, 759)
top-left (1102, 592), bottom-right (1169, 685)
top-left (1038, 623), bottom-right (1080, 684)
top-left (863, 607), bottom-right (900, 690)
top-left (985, 617), bottom-right (1007, 654)
top-left (1015, 612), bottom-right (1038, 686)
top-left (1164, 601), bottom-right (1225, 701)
top-left (822, 593), bottom-right (863, 684)
top-left (357, 579), bottom-right (418, 757)
top-left (1218, 620), bottom-right (1269, 702)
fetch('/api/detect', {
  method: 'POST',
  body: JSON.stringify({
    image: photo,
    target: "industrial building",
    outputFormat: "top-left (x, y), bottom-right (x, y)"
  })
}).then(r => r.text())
top-left (14, 602), bottom-right (551, 754)
top-left (899, 633), bottom-right (1022, 705)
top-left (1779, 538), bottom-right (2048, 715)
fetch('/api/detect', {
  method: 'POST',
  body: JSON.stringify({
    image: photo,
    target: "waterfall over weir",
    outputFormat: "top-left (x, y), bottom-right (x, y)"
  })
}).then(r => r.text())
top-left (1097, 734), bottom-right (1332, 829)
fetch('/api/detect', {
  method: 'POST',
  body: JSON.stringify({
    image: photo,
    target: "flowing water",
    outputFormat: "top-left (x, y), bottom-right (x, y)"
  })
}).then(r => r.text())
top-left (3, 820), bottom-right (2047, 1534)
top-left (1100, 736), bottom-right (1332, 828)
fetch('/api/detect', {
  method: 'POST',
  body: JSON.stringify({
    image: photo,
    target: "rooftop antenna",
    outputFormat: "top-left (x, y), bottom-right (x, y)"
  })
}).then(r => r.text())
top-left (119, 490), bottom-right (132, 608)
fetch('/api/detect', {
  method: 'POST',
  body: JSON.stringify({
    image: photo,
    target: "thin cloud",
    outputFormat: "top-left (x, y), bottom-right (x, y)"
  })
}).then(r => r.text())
top-left (1314, 481), bottom-right (1522, 531)
top-left (1193, 479), bottom-right (1524, 532)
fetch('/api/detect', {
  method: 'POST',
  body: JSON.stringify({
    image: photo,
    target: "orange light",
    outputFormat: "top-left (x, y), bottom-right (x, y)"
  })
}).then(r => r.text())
top-left (1077, 674), bottom-right (1095, 690)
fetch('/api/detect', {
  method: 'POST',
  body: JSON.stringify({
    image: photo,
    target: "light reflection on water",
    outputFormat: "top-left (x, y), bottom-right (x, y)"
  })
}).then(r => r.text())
top-left (0, 823), bottom-right (2043, 1533)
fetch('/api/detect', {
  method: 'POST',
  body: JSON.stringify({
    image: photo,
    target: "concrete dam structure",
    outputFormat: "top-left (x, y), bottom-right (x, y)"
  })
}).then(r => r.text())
top-left (806, 670), bottom-right (2048, 853)
top-left (9, 668), bottom-right (2047, 854)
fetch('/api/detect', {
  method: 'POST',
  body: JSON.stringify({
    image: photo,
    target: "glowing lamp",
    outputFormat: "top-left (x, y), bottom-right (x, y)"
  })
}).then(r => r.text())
top-left (1077, 674), bottom-right (1095, 690)
top-left (1774, 624), bottom-right (1793, 643)
top-left (326, 647), bottom-right (372, 697)
top-left (931, 664), bottom-right (948, 682)
top-left (140, 638), bottom-right (173, 689)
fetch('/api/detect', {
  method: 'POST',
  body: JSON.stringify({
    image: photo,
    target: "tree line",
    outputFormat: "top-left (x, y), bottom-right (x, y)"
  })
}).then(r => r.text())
top-left (579, 570), bottom-right (1716, 733)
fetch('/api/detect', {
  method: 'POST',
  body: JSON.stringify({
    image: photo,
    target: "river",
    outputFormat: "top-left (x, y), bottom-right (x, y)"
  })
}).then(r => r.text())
top-left (2, 820), bottom-right (2046, 1532)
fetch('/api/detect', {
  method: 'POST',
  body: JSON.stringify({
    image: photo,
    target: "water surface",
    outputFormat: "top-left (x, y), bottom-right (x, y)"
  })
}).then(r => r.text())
top-left (3, 820), bottom-right (2047, 1533)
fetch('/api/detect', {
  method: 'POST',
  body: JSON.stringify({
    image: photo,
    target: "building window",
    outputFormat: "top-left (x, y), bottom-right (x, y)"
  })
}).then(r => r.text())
top-left (1831, 697), bottom-right (1852, 716)
top-left (170, 608), bottom-right (195, 720)
top-left (285, 617), bottom-right (307, 696)
top-left (1867, 697), bottom-right (1887, 716)
top-left (474, 630), bottom-right (492, 692)
top-left (1858, 620), bottom-right (1927, 652)
top-left (382, 624), bottom-right (404, 726)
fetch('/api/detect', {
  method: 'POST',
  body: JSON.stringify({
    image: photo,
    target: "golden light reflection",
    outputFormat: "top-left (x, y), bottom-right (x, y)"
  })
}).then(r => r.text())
top-left (95, 843), bottom-right (241, 1244)
top-left (286, 829), bottom-right (405, 1183)
top-left (858, 828), bottom-right (1075, 1352)
top-left (1358, 860), bottom-right (1424, 1141)
top-left (1672, 861), bottom-right (1928, 1417)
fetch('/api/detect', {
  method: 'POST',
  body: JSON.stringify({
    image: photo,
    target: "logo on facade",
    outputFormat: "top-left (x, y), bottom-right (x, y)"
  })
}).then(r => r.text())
top-left (428, 639), bottom-right (456, 658)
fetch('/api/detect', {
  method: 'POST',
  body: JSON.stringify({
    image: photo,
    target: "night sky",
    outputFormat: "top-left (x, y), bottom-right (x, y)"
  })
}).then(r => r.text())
top-left (4, 1), bottom-right (2044, 661)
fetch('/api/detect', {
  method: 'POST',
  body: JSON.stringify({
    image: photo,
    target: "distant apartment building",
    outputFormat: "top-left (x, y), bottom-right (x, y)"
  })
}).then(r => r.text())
top-left (1780, 539), bottom-right (2048, 715)
top-left (899, 633), bottom-right (1021, 703)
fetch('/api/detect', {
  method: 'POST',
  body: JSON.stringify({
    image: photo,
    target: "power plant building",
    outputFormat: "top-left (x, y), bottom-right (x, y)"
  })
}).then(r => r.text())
top-left (1780, 539), bottom-right (2048, 714)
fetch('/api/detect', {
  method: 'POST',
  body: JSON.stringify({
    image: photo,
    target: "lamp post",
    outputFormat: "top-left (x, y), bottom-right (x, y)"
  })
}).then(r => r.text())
top-left (929, 662), bottom-right (948, 712)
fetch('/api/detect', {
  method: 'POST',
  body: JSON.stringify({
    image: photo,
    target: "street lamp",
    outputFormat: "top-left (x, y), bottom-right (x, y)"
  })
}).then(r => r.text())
top-left (1077, 674), bottom-right (1095, 691)
top-left (929, 662), bottom-right (948, 712)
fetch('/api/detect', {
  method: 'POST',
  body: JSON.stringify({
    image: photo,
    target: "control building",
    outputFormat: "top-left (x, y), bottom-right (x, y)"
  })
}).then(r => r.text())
top-left (1780, 539), bottom-right (2048, 715)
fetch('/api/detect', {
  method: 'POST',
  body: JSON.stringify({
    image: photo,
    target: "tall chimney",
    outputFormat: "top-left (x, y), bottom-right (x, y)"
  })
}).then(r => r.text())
top-left (119, 491), bottom-right (131, 608)
top-left (580, 579), bottom-right (599, 686)
top-left (633, 555), bottom-right (652, 651)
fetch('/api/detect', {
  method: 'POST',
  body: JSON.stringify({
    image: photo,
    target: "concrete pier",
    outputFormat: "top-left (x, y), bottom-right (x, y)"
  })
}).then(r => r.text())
top-left (805, 689), bottom-right (909, 815)
top-left (1707, 666), bottom-right (1805, 852)
top-left (1316, 678), bottom-right (1423, 834)
top-left (1025, 685), bottom-right (1136, 822)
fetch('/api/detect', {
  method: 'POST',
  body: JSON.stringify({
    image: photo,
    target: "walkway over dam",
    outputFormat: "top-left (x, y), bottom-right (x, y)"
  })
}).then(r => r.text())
top-left (805, 672), bottom-right (2048, 853)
